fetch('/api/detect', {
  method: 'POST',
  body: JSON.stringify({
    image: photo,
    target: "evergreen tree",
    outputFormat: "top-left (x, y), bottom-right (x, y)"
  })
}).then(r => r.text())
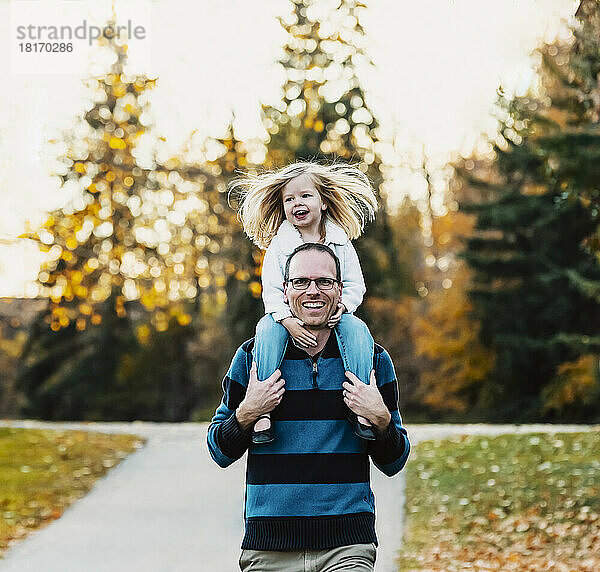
top-left (457, 3), bottom-right (600, 420)
top-left (546, 0), bottom-right (600, 257)
top-left (460, 169), bottom-right (599, 420)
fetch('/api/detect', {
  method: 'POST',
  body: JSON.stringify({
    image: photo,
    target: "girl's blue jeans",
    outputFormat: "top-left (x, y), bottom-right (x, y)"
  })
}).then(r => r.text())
top-left (253, 313), bottom-right (374, 386)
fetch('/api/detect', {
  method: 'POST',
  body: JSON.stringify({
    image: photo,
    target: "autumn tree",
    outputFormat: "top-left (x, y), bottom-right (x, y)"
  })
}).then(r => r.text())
top-left (17, 28), bottom-right (236, 420)
top-left (411, 208), bottom-right (496, 416)
top-left (204, 123), bottom-right (265, 349)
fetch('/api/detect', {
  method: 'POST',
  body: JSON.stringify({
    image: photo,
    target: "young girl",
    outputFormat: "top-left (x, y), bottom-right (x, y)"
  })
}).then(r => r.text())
top-left (229, 160), bottom-right (378, 444)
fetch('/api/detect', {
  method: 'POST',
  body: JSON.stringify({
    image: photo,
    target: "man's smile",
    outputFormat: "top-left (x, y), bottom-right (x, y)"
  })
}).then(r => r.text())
top-left (302, 301), bottom-right (325, 309)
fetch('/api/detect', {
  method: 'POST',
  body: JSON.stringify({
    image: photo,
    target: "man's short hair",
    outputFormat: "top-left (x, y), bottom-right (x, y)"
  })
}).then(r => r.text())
top-left (284, 243), bottom-right (342, 283)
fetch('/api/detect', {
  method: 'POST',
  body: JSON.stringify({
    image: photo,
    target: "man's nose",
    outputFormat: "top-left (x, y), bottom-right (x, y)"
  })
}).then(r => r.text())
top-left (306, 280), bottom-right (320, 294)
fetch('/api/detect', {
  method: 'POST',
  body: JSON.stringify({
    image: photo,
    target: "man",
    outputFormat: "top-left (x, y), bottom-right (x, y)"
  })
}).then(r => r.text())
top-left (207, 243), bottom-right (410, 572)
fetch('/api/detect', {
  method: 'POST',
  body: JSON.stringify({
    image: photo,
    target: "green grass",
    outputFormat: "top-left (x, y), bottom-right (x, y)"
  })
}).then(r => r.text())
top-left (0, 427), bottom-right (145, 556)
top-left (398, 431), bottom-right (600, 571)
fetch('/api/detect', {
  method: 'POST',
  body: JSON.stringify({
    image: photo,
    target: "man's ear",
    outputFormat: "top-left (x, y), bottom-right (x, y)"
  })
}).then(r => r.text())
top-left (283, 282), bottom-right (289, 305)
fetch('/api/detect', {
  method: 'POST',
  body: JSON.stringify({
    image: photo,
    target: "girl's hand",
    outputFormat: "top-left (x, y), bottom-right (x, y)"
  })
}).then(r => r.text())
top-left (327, 303), bottom-right (346, 328)
top-left (280, 317), bottom-right (318, 347)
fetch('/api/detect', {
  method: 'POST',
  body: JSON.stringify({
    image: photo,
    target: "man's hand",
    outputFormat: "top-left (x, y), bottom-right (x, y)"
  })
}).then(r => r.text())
top-left (327, 303), bottom-right (346, 328)
top-left (236, 362), bottom-right (285, 430)
top-left (342, 370), bottom-right (391, 433)
top-left (281, 316), bottom-right (318, 348)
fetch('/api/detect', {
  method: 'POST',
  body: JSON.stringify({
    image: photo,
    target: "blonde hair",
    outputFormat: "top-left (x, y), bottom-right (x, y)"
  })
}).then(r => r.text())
top-left (229, 160), bottom-right (379, 249)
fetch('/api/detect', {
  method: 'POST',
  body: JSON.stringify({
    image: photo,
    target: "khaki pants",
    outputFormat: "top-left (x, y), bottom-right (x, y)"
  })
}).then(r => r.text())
top-left (239, 543), bottom-right (376, 572)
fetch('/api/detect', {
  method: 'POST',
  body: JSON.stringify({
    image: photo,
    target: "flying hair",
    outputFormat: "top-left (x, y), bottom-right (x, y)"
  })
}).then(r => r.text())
top-left (228, 160), bottom-right (379, 250)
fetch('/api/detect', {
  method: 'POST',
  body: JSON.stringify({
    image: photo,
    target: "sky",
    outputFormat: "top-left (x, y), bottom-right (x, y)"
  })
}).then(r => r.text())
top-left (0, 0), bottom-right (579, 296)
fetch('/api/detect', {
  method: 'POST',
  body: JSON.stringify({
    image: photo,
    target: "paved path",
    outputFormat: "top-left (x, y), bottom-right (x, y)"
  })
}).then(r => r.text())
top-left (0, 420), bottom-right (596, 572)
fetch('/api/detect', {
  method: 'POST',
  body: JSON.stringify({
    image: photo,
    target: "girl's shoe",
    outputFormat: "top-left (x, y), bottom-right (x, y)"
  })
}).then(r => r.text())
top-left (252, 415), bottom-right (275, 444)
top-left (347, 411), bottom-right (376, 441)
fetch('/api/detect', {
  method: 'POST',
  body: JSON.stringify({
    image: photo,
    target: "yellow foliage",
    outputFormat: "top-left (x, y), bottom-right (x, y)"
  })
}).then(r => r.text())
top-left (140, 291), bottom-right (156, 311)
top-left (413, 259), bottom-right (495, 412)
top-left (74, 286), bottom-right (88, 297)
top-left (542, 354), bottom-right (600, 412)
top-left (79, 303), bottom-right (92, 315)
top-left (543, 106), bottom-right (570, 129)
top-left (522, 183), bottom-right (547, 196)
top-left (27, 60), bottom-right (255, 337)
top-left (109, 137), bottom-right (126, 150)
top-left (51, 306), bottom-right (64, 318)
top-left (155, 314), bottom-right (169, 332)
top-left (0, 331), bottom-right (27, 358)
top-left (249, 281), bottom-right (262, 298)
top-left (136, 324), bottom-right (151, 344)
top-left (411, 208), bottom-right (495, 412)
top-left (216, 289), bottom-right (227, 306)
top-left (112, 83), bottom-right (127, 98)
top-left (176, 313), bottom-right (191, 326)
top-left (127, 131), bottom-right (144, 144)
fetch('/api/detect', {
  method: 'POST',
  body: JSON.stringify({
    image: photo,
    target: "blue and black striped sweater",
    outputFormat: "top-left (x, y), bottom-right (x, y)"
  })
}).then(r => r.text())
top-left (207, 333), bottom-right (410, 551)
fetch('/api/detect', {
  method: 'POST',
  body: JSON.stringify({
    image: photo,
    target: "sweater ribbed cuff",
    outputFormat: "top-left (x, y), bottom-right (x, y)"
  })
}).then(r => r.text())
top-left (218, 412), bottom-right (252, 459)
top-left (370, 420), bottom-right (406, 465)
top-left (376, 419), bottom-right (398, 441)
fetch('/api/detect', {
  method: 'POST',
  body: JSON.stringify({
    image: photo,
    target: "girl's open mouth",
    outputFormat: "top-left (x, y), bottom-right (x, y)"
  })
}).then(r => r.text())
top-left (294, 209), bottom-right (309, 219)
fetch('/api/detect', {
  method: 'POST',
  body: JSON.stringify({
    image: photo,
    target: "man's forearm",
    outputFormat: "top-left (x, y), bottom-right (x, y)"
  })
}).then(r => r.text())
top-left (235, 401), bottom-right (258, 431)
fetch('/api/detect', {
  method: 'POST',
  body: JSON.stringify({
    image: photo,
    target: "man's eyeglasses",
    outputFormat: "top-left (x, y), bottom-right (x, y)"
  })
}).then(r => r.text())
top-left (288, 277), bottom-right (339, 291)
